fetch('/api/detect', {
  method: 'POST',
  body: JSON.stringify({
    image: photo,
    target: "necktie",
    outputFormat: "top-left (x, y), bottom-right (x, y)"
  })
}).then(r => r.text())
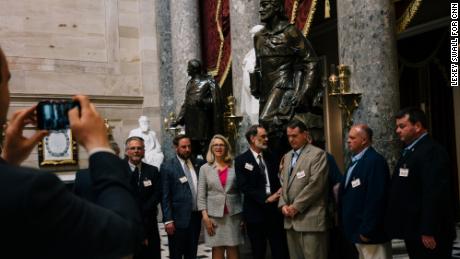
top-left (257, 155), bottom-right (266, 178)
top-left (131, 166), bottom-right (140, 187)
top-left (345, 159), bottom-right (358, 186)
top-left (289, 152), bottom-right (299, 178)
top-left (401, 148), bottom-right (409, 158)
top-left (183, 160), bottom-right (197, 209)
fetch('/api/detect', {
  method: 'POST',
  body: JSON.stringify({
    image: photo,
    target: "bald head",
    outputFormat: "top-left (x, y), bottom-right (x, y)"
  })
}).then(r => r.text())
top-left (347, 124), bottom-right (373, 154)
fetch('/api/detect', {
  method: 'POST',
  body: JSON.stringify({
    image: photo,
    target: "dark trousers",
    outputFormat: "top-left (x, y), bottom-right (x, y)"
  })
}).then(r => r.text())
top-left (135, 223), bottom-right (161, 259)
top-left (328, 225), bottom-right (358, 259)
top-left (246, 220), bottom-right (289, 259)
top-left (405, 237), bottom-right (453, 259)
top-left (168, 212), bottom-right (202, 259)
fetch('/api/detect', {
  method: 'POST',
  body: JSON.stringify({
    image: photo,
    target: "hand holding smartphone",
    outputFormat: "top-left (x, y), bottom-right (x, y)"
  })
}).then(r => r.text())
top-left (36, 100), bottom-right (80, 130)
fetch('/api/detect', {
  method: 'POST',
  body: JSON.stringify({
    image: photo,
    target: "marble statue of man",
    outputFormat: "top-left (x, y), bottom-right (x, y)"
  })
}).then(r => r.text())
top-left (241, 25), bottom-right (264, 124)
top-left (128, 116), bottom-right (164, 168)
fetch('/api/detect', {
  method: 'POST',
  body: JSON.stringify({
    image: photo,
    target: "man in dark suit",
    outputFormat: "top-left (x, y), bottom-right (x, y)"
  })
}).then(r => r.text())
top-left (125, 136), bottom-right (162, 259)
top-left (386, 107), bottom-right (455, 259)
top-left (74, 141), bottom-right (121, 201)
top-left (235, 125), bottom-right (289, 259)
top-left (0, 46), bottom-right (142, 258)
top-left (339, 124), bottom-right (391, 259)
top-left (161, 134), bottom-right (205, 259)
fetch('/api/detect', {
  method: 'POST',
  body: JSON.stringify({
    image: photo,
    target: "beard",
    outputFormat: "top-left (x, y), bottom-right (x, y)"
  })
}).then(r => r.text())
top-left (255, 140), bottom-right (268, 150)
top-left (178, 152), bottom-right (191, 160)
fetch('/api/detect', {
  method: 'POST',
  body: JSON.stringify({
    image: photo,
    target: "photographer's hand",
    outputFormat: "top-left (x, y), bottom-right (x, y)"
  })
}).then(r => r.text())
top-left (1, 105), bottom-right (48, 165)
top-left (68, 95), bottom-right (109, 152)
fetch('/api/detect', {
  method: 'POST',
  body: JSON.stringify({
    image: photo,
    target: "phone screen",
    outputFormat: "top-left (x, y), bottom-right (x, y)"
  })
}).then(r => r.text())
top-left (36, 100), bottom-right (76, 130)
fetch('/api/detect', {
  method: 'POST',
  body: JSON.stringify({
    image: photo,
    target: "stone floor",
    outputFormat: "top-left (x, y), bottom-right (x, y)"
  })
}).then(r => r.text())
top-left (158, 223), bottom-right (460, 258)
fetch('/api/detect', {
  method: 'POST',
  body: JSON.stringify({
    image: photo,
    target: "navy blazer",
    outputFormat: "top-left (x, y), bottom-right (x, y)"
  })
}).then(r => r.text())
top-left (125, 161), bottom-right (161, 237)
top-left (339, 147), bottom-right (390, 244)
top-left (386, 135), bottom-right (455, 240)
top-left (235, 149), bottom-right (282, 224)
top-left (0, 153), bottom-right (142, 258)
top-left (160, 156), bottom-right (204, 228)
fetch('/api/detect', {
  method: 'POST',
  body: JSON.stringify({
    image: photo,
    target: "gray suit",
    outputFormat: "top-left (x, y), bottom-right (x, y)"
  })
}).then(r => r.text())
top-left (279, 144), bottom-right (329, 259)
top-left (197, 163), bottom-right (243, 246)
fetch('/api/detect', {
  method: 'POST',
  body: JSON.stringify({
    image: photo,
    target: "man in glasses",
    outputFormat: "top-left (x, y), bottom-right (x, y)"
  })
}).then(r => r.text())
top-left (235, 125), bottom-right (289, 259)
top-left (125, 136), bottom-right (162, 259)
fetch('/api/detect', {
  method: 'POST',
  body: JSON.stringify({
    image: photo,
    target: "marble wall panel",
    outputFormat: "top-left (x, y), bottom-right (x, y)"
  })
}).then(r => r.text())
top-left (0, 0), bottom-right (162, 168)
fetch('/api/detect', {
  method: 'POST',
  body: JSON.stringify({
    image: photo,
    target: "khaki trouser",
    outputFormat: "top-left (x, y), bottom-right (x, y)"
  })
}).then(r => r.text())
top-left (286, 229), bottom-right (328, 259)
top-left (355, 242), bottom-right (392, 259)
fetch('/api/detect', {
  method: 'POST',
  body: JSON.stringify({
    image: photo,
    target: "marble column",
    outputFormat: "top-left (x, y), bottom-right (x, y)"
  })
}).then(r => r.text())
top-left (155, 0), bottom-right (175, 159)
top-left (337, 0), bottom-right (400, 166)
top-left (169, 0), bottom-right (201, 110)
top-left (157, 0), bottom-right (201, 158)
top-left (229, 0), bottom-right (260, 154)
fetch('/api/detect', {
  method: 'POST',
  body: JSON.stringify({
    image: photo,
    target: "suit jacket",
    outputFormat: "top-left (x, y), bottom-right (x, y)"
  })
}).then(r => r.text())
top-left (278, 144), bottom-right (329, 232)
top-left (235, 149), bottom-right (282, 223)
top-left (197, 163), bottom-right (243, 217)
top-left (339, 147), bottom-right (390, 244)
top-left (160, 156), bottom-right (204, 228)
top-left (73, 168), bottom-right (95, 201)
top-left (125, 160), bottom-right (161, 237)
top-left (386, 135), bottom-right (456, 240)
top-left (0, 152), bottom-right (142, 259)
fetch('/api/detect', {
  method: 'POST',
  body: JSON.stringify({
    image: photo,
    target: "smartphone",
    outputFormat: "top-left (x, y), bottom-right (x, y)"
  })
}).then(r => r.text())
top-left (36, 100), bottom-right (80, 130)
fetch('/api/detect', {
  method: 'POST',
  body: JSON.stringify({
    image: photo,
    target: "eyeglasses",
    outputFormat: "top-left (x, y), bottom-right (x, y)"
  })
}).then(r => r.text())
top-left (212, 144), bottom-right (226, 148)
top-left (128, 146), bottom-right (144, 151)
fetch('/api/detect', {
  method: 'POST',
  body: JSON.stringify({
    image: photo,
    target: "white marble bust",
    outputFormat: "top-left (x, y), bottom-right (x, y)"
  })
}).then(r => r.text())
top-left (128, 116), bottom-right (164, 168)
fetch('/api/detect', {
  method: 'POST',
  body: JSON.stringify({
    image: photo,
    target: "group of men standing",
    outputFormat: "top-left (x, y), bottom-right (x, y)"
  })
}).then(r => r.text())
top-left (339, 107), bottom-right (455, 259)
top-left (74, 106), bottom-right (455, 259)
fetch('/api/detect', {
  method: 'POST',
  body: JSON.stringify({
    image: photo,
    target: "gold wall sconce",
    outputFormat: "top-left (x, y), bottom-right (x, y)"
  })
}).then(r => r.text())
top-left (328, 64), bottom-right (362, 128)
top-left (163, 112), bottom-right (182, 136)
top-left (224, 96), bottom-right (243, 150)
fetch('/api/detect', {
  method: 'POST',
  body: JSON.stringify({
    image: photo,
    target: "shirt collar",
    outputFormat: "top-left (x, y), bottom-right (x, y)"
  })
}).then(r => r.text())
top-left (128, 161), bottom-right (140, 172)
top-left (249, 147), bottom-right (263, 160)
top-left (293, 145), bottom-right (306, 156)
top-left (405, 132), bottom-right (428, 151)
top-left (351, 147), bottom-right (369, 162)
top-left (176, 155), bottom-right (187, 167)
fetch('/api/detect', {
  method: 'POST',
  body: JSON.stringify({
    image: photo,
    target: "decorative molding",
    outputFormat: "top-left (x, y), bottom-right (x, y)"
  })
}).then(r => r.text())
top-left (10, 93), bottom-right (144, 105)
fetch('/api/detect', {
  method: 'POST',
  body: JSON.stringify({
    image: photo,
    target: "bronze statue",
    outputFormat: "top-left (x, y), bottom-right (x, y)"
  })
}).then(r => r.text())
top-left (173, 59), bottom-right (225, 157)
top-left (251, 0), bottom-right (323, 154)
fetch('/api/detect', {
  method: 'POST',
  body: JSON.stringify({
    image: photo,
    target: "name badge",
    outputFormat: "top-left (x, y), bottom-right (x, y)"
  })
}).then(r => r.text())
top-left (143, 180), bottom-right (152, 187)
top-left (296, 171), bottom-right (306, 179)
top-left (179, 176), bottom-right (188, 183)
top-left (399, 168), bottom-right (409, 177)
top-left (351, 178), bottom-right (361, 188)
top-left (244, 163), bottom-right (254, 171)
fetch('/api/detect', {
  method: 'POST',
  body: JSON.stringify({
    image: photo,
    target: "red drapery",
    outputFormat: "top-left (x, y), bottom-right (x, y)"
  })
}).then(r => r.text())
top-left (285, 0), bottom-right (317, 36)
top-left (200, 0), bottom-right (232, 87)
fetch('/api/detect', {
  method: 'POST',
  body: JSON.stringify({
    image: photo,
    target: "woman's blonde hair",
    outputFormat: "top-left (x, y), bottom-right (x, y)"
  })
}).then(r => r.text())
top-left (206, 134), bottom-right (233, 165)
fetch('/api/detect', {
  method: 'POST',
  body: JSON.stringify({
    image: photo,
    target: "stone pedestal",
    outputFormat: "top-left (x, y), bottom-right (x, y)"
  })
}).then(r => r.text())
top-left (337, 0), bottom-right (400, 166)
